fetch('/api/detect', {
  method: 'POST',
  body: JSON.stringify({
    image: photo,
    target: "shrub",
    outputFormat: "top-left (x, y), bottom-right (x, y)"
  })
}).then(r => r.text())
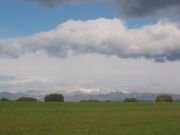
top-left (156, 95), bottom-right (173, 102)
top-left (44, 93), bottom-right (64, 102)
top-left (0, 98), bottom-right (10, 102)
top-left (16, 97), bottom-right (37, 102)
top-left (80, 99), bottom-right (100, 102)
top-left (105, 100), bottom-right (111, 102)
top-left (124, 98), bottom-right (138, 102)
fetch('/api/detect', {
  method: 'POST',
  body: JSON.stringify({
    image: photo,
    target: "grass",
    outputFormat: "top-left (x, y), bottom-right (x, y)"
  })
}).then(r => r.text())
top-left (0, 102), bottom-right (180, 135)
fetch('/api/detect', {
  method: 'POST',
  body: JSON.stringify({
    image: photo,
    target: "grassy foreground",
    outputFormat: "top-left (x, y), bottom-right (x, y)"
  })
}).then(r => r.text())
top-left (0, 102), bottom-right (180, 135)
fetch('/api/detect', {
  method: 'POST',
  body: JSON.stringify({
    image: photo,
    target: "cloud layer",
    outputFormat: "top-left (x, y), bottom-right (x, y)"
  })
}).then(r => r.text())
top-left (27, 0), bottom-right (180, 17)
top-left (27, 0), bottom-right (94, 7)
top-left (1, 18), bottom-right (180, 62)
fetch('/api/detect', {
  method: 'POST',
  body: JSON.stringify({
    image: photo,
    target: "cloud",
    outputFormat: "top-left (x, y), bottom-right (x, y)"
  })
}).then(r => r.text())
top-left (113, 0), bottom-right (180, 17)
top-left (0, 40), bottom-right (22, 58)
top-left (27, 0), bottom-right (180, 17)
top-left (27, 0), bottom-right (94, 7)
top-left (0, 75), bottom-right (18, 82)
top-left (1, 18), bottom-right (180, 62)
top-left (0, 74), bottom-right (64, 92)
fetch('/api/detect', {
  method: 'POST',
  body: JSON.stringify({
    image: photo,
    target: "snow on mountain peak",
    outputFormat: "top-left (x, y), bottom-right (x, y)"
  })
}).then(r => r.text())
top-left (75, 88), bottom-right (129, 95)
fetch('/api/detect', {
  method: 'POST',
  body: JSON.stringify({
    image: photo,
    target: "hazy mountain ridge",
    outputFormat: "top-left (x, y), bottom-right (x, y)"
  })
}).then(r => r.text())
top-left (0, 88), bottom-right (180, 101)
top-left (65, 91), bottom-right (179, 102)
top-left (0, 90), bottom-right (45, 100)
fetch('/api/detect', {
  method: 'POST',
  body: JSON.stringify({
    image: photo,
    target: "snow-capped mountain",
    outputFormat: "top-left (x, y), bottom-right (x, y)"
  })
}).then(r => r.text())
top-left (0, 88), bottom-right (180, 101)
top-left (63, 88), bottom-right (180, 101)
top-left (71, 88), bottom-right (129, 95)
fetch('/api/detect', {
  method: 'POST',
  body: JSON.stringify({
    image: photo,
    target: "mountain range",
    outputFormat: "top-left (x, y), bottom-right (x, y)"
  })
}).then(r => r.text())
top-left (0, 88), bottom-right (180, 102)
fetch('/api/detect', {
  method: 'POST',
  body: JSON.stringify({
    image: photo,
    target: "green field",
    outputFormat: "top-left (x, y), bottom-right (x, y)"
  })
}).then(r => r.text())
top-left (0, 102), bottom-right (180, 135)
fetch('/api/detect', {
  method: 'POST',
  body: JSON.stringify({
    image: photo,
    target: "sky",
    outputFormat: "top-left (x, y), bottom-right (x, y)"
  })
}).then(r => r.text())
top-left (0, 0), bottom-right (180, 94)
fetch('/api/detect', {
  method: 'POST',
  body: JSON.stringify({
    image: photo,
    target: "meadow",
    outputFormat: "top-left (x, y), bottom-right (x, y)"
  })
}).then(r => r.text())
top-left (0, 102), bottom-right (180, 135)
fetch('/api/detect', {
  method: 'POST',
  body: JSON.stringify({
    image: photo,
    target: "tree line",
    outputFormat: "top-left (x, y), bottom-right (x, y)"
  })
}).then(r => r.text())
top-left (124, 95), bottom-right (173, 102)
top-left (0, 93), bottom-right (64, 102)
top-left (0, 94), bottom-right (175, 102)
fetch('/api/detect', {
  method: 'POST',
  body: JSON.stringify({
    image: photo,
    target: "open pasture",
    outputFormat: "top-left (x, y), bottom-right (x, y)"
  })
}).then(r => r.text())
top-left (0, 102), bottom-right (180, 135)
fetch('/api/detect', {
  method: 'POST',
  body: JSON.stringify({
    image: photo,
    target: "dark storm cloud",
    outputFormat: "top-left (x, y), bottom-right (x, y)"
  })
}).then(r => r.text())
top-left (27, 0), bottom-right (180, 17)
top-left (114, 0), bottom-right (180, 17)
top-left (27, 0), bottom-right (94, 7)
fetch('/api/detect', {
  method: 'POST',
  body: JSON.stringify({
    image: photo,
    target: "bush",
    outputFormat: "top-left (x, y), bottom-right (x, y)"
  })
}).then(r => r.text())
top-left (80, 99), bottom-right (100, 102)
top-left (44, 93), bottom-right (64, 102)
top-left (124, 98), bottom-right (138, 102)
top-left (0, 98), bottom-right (10, 102)
top-left (16, 97), bottom-right (37, 102)
top-left (156, 95), bottom-right (173, 102)
top-left (105, 100), bottom-right (111, 102)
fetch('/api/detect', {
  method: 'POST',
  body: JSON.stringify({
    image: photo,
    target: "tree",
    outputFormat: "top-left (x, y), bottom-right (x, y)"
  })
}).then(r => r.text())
top-left (156, 95), bottom-right (173, 102)
top-left (105, 100), bottom-right (111, 102)
top-left (124, 98), bottom-right (138, 102)
top-left (44, 93), bottom-right (64, 102)
top-left (0, 98), bottom-right (10, 102)
top-left (16, 97), bottom-right (37, 102)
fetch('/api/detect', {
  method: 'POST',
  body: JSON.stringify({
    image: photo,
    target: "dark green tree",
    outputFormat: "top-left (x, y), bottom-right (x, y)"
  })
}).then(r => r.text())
top-left (124, 98), bottom-right (138, 102)
top-left (0, 98), bottom-right (10, 102)
top-left (156, 95), bottom-right (173, 102)
top-left (44, 93), bottom-right (64, 102)
top-left (16, 97), bottom-right (37, 102)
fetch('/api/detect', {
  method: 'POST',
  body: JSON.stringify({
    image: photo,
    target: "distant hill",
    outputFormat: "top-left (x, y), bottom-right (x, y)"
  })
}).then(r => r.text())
top-left (0, 91), bottom-right (45, 101)
top-left (0, 88), bottom-right (180, 101)
top-left (65, 91), bottom-right (180, 102)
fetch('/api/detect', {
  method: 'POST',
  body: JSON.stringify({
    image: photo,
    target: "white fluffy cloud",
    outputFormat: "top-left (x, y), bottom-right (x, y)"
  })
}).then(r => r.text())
top-left (1, 18), bottom-right (180, 62)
